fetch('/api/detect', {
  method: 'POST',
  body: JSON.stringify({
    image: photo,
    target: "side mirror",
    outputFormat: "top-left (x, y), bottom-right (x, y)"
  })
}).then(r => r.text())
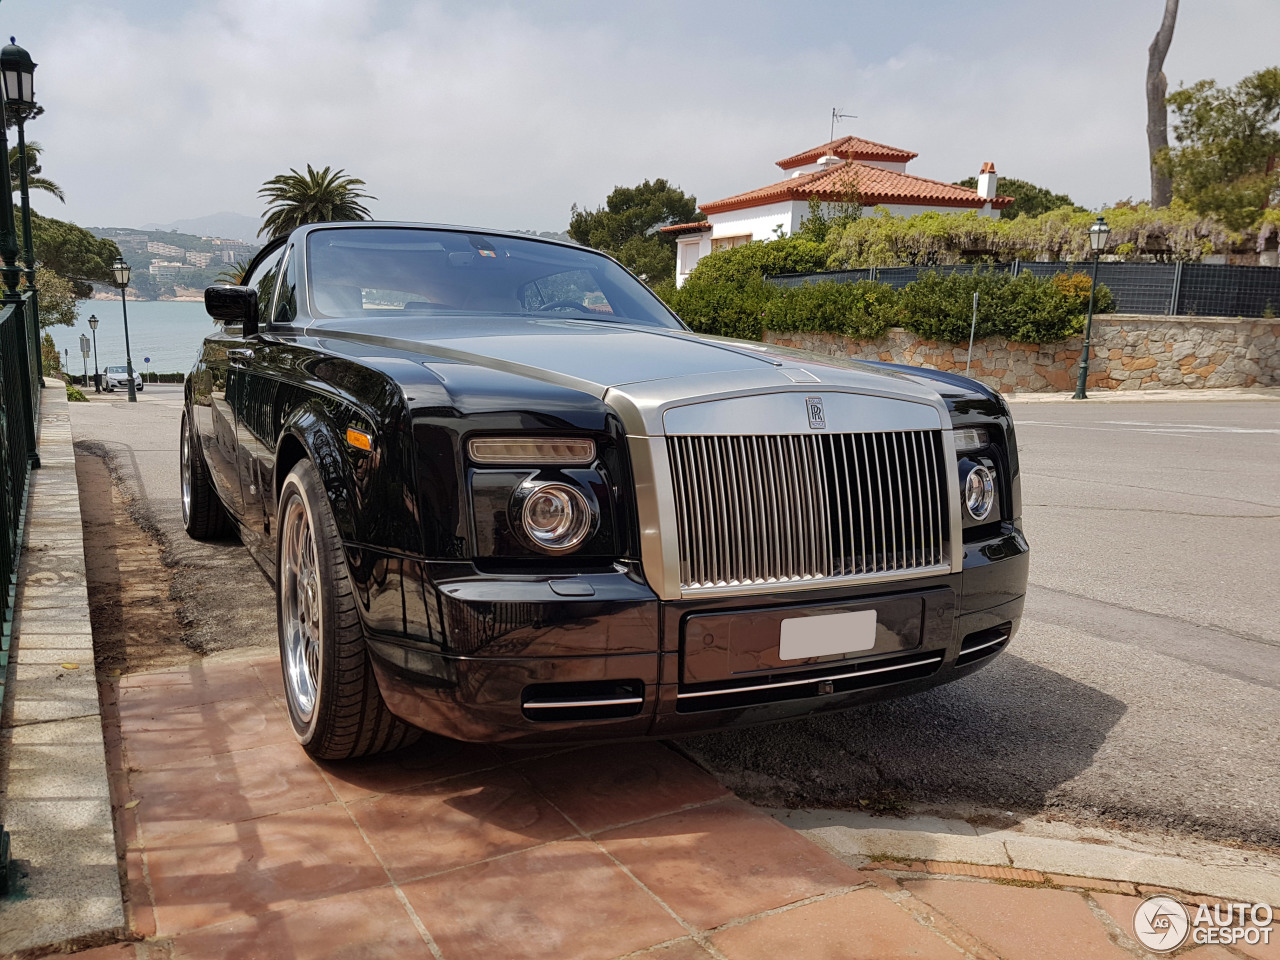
top-left (205, 285), bottom-right (259, 336)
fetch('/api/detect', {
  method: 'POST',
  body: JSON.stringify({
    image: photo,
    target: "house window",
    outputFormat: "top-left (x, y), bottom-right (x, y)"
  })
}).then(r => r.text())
top-left (711, 234), bottom-right (751, 252)
top-left (679, 243), bottom-right (703, 273)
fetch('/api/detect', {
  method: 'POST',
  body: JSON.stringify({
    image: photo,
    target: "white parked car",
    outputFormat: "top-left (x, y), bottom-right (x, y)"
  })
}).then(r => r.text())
top-left (102, 365), bottom-right (143, 392)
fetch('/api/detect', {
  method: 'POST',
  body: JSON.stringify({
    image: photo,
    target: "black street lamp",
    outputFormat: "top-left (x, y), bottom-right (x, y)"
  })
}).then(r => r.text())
top-left (1072, 216), bottom-right (1111, 400)
top-left (1, 37), bottom-right (41, 386)
top-left (112, 256), bottom-right (137, 402)
top-left (87, 312), bottom-right (100, 392)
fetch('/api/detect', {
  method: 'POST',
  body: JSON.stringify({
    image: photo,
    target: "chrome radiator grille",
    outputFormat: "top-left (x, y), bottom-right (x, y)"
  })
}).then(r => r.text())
top-left (666, 431), bottom-right (950, 590)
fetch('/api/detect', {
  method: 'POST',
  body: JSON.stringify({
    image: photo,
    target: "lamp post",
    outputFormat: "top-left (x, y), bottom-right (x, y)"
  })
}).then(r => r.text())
top-left (1072, 216), bottom-right (1111, 400)
top-left (112, 256), bottom-right (137, 402)
top-left (87, 312), bottom-right (100, 392)
top-left (1, 38), bottom-right (41, 386)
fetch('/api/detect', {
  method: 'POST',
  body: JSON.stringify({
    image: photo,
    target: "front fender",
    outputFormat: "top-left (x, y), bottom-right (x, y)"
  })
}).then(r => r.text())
top-left (274, 395), bottom-right (423, 557)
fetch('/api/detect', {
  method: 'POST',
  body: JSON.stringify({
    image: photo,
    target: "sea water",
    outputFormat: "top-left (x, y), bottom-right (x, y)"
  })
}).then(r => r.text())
top-left (49, 300), bottom-right (214, 378)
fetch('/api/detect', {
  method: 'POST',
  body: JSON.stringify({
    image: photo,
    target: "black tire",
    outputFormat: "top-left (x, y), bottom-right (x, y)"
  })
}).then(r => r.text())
top-left (180, 409), bottom-right (233, 540)
top-left (276, 458), bottom-right (422, 760)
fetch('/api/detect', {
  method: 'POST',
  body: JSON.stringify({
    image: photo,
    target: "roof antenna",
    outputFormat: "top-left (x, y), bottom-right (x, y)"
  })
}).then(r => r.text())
top-left (831, 107), bottom-right (857, 143)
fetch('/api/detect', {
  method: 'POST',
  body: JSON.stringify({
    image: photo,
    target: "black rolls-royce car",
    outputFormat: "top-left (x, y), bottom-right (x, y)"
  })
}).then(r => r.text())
top-left (184, 222), bottom-right (1028, 759)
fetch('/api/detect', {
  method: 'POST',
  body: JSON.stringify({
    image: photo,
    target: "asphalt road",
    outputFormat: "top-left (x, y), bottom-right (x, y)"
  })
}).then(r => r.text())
top-left (66, 388), bottom-right (1280, 845)
top-left (68, 383), bottom-right (277, 655)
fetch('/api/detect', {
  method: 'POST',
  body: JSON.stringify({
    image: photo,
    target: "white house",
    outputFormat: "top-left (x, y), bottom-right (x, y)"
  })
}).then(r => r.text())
top-left (665, 136), bottom-right (1013, 286)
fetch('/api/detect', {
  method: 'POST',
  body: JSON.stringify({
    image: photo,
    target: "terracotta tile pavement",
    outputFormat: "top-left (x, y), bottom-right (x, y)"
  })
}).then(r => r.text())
top-left (93, 656), bottom-right (1238, 959)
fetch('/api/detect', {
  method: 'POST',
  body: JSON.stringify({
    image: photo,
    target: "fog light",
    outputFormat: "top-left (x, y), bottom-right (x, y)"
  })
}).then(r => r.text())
top-left (964, 464), bottom-right (995, 521)
top-left (521, 483), bottom-right (593, 553)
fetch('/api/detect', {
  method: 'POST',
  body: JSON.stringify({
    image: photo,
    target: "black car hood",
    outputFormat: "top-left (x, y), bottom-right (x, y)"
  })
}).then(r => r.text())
top-left (308, 314), bottom-right (916, 398)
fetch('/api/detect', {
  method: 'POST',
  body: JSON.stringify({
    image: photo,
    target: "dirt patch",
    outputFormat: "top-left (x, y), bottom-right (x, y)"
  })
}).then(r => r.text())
top-left (76, 449), bottom-right (194, 674)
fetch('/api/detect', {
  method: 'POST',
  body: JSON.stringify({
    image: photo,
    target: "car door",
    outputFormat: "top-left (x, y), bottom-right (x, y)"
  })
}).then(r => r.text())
top-left (234, 243), bottom-right (294, 564)
top-left (199, 247), bottom-right (284, 527)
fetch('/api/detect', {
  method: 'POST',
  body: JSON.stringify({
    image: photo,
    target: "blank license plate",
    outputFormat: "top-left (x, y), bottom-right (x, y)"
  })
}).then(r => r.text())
top-left (778, 609), bottom-right (878, 661)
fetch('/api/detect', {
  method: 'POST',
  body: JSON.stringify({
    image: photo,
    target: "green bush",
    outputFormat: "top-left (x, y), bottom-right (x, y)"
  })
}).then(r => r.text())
top-left (657, 237), bottom-right (828, 339)
top-left (897, 270), bottom-right (1113, 343)
top-left (761, 281), bottom-right (897, 339)
top-left (663, 274), bottom-right (777, 340)
top-left (66, 383), bottom-right (87, 402)
top-left (685, 236), bottom-right (828, 286)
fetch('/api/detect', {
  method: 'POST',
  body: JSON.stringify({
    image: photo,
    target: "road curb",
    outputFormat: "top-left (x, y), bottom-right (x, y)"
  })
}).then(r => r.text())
top-left (1005, 386), bottom-right (1280, 403)
top-left (772, 808), bottom-right (1280, 907)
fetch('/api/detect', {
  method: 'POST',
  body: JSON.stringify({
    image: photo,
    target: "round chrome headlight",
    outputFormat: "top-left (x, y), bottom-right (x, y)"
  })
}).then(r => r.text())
top-left (521, 483), bottom-right (593, 553)
top-left (964, 464), bottom-right (995, 521)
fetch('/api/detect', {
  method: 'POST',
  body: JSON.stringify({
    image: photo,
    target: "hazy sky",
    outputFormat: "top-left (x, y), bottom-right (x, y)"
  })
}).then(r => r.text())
top-left (8, 1), bottom-right (1280, 235)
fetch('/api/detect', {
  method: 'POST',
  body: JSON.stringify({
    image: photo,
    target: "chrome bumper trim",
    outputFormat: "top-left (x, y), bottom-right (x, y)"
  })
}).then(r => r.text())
top-left (675, 651), bottom-right (945, 700)
top-left (523, 696), bottom-right (645, 710)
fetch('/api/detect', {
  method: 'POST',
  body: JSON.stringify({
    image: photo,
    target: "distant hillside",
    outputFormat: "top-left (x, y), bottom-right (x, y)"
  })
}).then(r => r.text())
top-left (141, 211), bottom-right (261, 243)
top-left (509, 229), bottom-right (576, 245)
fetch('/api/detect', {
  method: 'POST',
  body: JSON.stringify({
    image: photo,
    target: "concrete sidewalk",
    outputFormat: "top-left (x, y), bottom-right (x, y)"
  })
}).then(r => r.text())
top-left (1005, 385), bottom-right (1280, 402)
top-left (0, 385), bottom-right (125, 955)
top-left (69, 650), bottom-right (1275, 960)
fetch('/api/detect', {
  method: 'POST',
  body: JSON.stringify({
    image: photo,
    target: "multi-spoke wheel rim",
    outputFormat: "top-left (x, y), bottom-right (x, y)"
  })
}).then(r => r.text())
top-left (179, 420), bottom-right (193, 524)
top-left (281, 494), bottom-right (322, 724)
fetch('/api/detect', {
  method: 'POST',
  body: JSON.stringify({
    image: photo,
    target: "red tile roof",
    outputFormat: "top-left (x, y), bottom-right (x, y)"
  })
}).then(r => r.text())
top-left (700, 160), bottom-right (1014, 215)
top-left (777, 136), bottom-right (918, 170)
top-left (659, 221), bottom-right (713, 234)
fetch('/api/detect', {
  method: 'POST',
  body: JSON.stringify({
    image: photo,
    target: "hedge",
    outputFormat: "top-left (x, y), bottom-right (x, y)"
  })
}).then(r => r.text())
top-left (659, 244), bottom-right (1113, 344)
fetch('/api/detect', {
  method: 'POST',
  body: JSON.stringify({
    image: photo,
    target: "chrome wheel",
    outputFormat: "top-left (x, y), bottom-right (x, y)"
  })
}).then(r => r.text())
top-left (281, 493), bottom-right (322, 724)
top-left (179, 419), bottom-right (193, 524)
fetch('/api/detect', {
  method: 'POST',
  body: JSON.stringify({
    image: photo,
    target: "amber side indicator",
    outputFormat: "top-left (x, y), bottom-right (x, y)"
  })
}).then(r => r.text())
top-left (346, 428), bottom-right (373, 451)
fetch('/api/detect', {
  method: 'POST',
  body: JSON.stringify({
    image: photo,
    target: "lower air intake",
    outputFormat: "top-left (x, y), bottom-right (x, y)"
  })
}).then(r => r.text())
top-left (521, 680), bottom-right (644, 722)
top-left (956, 623), bottom-right (1012, 667)
top-left (675, 650), bottom-right (944, 713)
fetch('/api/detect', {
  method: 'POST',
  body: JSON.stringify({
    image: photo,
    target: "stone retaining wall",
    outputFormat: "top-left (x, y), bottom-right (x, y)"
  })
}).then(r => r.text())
top-left (764, 315), bottom-right (1280, 393)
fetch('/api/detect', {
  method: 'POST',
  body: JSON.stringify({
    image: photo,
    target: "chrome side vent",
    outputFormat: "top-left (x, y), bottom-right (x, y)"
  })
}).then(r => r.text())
top-left (666, 431), bottom-right (950, 593)
top-left (521, 680), bottom-right (644, 722)
top-left (956, 623), bottom-right (1012, 667)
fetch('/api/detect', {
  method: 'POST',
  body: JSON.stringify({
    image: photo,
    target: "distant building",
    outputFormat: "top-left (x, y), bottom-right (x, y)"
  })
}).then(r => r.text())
top-left (185, 250), bottom-right (215, 268)
top-left (148, 260), bottom-right (193, 280)
top-left (147, 241), bottom-right (184, 258)
top-left (208, 237), bottom-right (255, 255)
top-left (664, 136), bottom-right (1013, 286)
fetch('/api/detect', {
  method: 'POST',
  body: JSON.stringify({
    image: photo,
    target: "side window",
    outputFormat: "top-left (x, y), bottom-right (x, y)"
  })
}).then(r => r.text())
top-left (273, 247), bottom-right (297, 325)
top-left (243, 248), bottom-right (283, 329)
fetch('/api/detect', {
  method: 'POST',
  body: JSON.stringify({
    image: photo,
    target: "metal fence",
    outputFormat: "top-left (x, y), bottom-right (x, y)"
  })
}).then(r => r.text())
top-left (0, 292), bottom-right (39, 704)
top-left (768, 260), bottom-right (1280, 318)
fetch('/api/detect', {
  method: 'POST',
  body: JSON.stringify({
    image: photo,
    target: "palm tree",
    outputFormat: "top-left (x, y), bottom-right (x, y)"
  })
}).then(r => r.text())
top-left (9, 140), bottom-right (64, 203)
top-left (258, 164), bottom-right (375, 239)
top-left (215, 259), bottom-right (249, 285)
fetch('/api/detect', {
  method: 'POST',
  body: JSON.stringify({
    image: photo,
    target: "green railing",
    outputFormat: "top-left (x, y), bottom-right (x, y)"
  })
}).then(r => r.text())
top-left (0, 291), bottom-right (38, 698)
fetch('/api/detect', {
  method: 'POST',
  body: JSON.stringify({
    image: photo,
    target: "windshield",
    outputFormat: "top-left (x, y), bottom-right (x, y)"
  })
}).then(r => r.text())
top-left (107, 366), bottom-right (128, 373)
top-left (305, 227), bottom-right (681, 328)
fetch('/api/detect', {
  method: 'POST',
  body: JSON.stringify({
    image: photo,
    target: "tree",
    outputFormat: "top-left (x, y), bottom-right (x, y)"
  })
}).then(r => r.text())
top-left (258, 164), bottom-right (375, 239)
top-left (34, 266), bottom-right (76, 327)
top-left (23, 213), bottom-right (121, 298)
top-left (1158, 67), bottom-right (1280, 229)
top-left (9, 140), bottom-right (64, 203)
top-left (796, 167), bottom-right (863, 242)
top-left (1147, 0), bottom-right (1179, 207)
top-left (215, 259), bottom-right (249, 285)
top-left (568, 179), bottom-right (702, 285)
top-left (41, 331), bottom-right (61, 376)
top-left (953, 176), bottom-right (1076, 219)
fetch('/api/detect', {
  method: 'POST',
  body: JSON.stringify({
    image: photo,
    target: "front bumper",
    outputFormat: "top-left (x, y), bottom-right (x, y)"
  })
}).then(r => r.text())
top-left (360, 523), bottom-right (1029, 744)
